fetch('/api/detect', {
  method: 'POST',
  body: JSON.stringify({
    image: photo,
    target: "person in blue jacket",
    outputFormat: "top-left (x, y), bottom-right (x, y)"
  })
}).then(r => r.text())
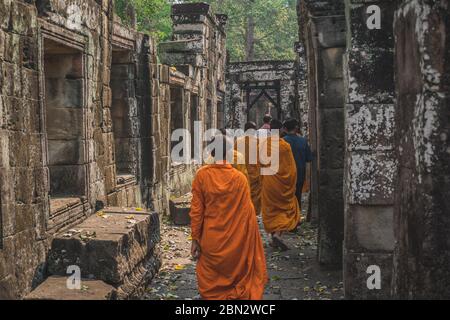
top-left (282, 118), bottom-right (313, 210)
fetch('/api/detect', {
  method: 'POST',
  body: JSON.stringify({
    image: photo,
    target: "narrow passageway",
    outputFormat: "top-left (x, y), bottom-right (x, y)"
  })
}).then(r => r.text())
top-left (144, 201), bottom-right (343, 300)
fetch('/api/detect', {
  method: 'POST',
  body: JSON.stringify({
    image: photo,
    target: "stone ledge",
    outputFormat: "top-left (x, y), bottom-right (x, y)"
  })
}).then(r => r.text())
top-left (47, 208), bottom-right (160, 287)
top-left (25, 276), bottom-right (116, 300)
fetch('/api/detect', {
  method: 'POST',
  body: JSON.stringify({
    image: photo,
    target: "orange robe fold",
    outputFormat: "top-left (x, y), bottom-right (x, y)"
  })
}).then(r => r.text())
top-left (204, 151), bottom-right (250, 183)
top-left (190, 164), bottom-right (268, 300)
top-left (260, 137), bottom-right (301, 233)
top-left (236, 136), bottom-right (262, 214)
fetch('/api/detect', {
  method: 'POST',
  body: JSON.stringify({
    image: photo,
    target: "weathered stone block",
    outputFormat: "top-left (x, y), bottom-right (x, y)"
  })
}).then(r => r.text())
top-left (159, 39), bottom-right (204, 54)
top-left (0, 0), bottom-right (12, 31)
top-left (315, 15), bottom-right (346, 48)
top-left (159, 52), bottom-right (205, 68)
top-left (4, 96), bottom-right (29, 132)
top-left (4, 33), bottom-right (21, 65)
top-left (319, 108), bottom-right (345, 170)
top-left (48, 139), bottom-right (84, 165)
top-left (13, 167), bottom-right (34, 205)
top-left (345, 204), bottom-right (395, 252)
top-left (346, 104), bottom-right (394, 151)
top-left (318, 169), bottom-right (345, 201)
top-left (25, 276), bottom-right (117, 300)
top-left (346, 151), bottom-right (395, 205)
top-left (345, 2), bottom-right (396, 104)
top-left (8, 131), bottom-right (30, 167)
top-left (10, 1), bottom-right (37, 37)
top-left (46, 108), bottom-right (83, 139)
top-left (111, 64), bottom-right (134, 80)
top-left (2, 62), bottom-right (22, 97)
top-left (321, 47), bottom-right (345, 79)
top-left (49, 164), bottom-right (86, 196)
top-left (0, 131), bottom-right (9, 168)
top-left (47, 209), bottom-right (160, 287)
top-left (392, 0), bottom-right (450, 299)
top-left (21, 68), bottom-right (39, 100)
top-left (344, 251), bottom-right (393, 299)
top-left (110, 79), bottom-right (135, 99)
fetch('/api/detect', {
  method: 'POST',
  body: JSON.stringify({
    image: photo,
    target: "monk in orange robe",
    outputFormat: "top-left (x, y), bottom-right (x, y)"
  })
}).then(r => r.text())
top-left (235, 122), bottom-right (262, 214)
top-left (260, 119), bottom-right (301, 251)
top-left (190, 136), bottom-right (268, 300)
top-left (204, 140), bottom-right (249, 183)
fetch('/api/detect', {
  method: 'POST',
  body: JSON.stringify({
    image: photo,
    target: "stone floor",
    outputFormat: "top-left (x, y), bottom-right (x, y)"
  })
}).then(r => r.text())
top-left (142, 213), bottom-right (344, 300)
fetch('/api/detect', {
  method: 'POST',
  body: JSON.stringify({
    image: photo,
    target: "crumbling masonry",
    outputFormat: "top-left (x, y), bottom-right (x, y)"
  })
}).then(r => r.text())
top-left (0, 1), bottom-right (226, 299)
top-left (297, 0), bottom-right (449, 299)
top-left (0, 0), bottom-right (448, 300)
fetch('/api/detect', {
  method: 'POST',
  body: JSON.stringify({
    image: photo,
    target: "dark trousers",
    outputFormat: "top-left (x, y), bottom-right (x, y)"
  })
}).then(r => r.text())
top-left (295, 183), bottom-right (303, 209)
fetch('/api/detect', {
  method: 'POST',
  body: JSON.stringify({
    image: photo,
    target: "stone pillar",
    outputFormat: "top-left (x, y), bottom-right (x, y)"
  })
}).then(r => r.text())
top-left (392, 0), bottom-right (450, 299)
top-left (299, 0), bottom-right (346, 267)
top-left (224, 74), bottom-right (245, 129)
top-left (294, 42), bottom-right (309, 136)
top-left (343, 0), bottom-right (397, 299)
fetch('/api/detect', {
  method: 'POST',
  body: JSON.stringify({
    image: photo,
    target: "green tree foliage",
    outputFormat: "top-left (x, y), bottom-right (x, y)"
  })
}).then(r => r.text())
top-left (184, 0), bottom-right (298, 61)
top-left (114, 0), bottom-right (298, 61)
top-left (114, 0), bottom-right (173, 42)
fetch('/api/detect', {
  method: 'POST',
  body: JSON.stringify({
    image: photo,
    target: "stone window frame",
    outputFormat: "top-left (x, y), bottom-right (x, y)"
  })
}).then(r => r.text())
top-left (37, 21), bottom-right (90, 227)
top-left (110, 35), bottom-right (141, 186)
top-left (169, 83), bottom-right (187, 168)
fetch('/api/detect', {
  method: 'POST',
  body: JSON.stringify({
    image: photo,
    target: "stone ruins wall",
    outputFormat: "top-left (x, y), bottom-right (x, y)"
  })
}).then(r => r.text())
top-left (225, 60), bottom-right (298, 129)
top-left (294, 42), bottom-right (309, 138)
top-left (157, 3), bottom-right (227, 212)
top-left (342, 0), bottom-right (397, 299)
top-left (0, 1), bottom-right (226, 299)
top-left (299, 0), bottom-right (449, 299)
top-left (392, 0), bottom-right (450, 299)
top-left (297, 0), bottom-right (346, 268)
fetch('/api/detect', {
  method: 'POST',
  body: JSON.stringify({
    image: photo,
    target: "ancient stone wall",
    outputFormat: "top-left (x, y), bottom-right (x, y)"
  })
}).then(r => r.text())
top-left (0, 0), bottom-right (42, 298)
top-left (342, 0), bottom-right (397, 299)
top-left (156, 3), bottom-right (227, 212)
top-left (392, 0), bottom-right (450, 299)
top-left (298, 0), bottom-right (346, 268)
top-left (225, 61), bottom-right (298, 129)
top-left (294, 42), bottom-right (309, 137)
top-left (299, 0), bottom-right (449, 299)
top-left (0, 1), bottom-right (227, 299)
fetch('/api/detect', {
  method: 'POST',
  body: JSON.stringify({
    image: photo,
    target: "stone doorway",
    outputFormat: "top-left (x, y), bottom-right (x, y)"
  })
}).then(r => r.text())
top-left (110, 48), bottom-right (138, 181)
top-left (42, 37), bottom-right (88, 228)
top-left (244, 81), bottom-right (281, 127)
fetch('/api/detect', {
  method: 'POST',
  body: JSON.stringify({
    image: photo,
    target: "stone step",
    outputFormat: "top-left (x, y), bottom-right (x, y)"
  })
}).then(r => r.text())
top-left (25, 276), bottom-right (116, 300)
top-left (46, 207), bottom-right (161, 298)
top-left (169, 193), bottom-right (192, 226)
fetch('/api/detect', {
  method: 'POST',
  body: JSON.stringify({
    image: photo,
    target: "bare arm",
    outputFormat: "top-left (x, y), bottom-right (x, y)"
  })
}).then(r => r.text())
top-left (190, 174), bottom-right (205, 259)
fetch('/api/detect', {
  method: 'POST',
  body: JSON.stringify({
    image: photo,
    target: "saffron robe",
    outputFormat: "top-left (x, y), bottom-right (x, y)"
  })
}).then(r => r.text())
top-left (190, 164), bottom-right (268, 300)
top-left (236, 135), bottom-right (262, 214)
top-left (204, 150), bottom-right (250, 183)
top-left (260, 136), bottom-right (301, 233)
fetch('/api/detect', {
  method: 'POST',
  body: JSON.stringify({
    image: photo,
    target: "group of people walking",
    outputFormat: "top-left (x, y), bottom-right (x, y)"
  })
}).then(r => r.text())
top-left (189, 116), bottom-right (313, 300)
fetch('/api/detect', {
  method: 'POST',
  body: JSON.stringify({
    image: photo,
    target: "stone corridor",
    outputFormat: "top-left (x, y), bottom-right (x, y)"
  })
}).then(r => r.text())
top-left (0, 0), bottom-right (448, 300)
top-left (144, 204), bottom-right (344, 301)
